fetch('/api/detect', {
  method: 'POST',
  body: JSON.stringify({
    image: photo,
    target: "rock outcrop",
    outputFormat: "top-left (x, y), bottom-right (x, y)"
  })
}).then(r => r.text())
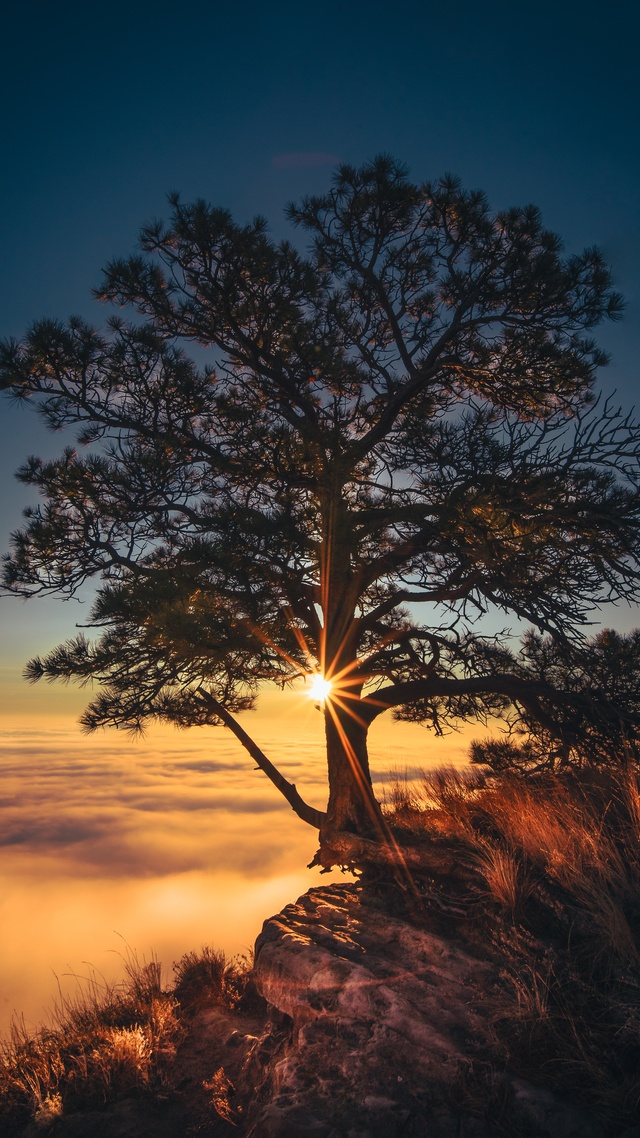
top-left (245, 883), bottom-right (606, 1138)
top-left (9, 883), bottom-right (625, 1137)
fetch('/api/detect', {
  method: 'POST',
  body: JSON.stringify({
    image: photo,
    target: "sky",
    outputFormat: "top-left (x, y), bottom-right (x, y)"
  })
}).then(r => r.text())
top-left (0, 0), bottom-right (638, 1028)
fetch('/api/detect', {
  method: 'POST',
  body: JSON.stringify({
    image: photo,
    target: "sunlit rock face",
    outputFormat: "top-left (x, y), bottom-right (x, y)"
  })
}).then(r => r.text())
top-left (249, 885), bottom-right (604, 1138)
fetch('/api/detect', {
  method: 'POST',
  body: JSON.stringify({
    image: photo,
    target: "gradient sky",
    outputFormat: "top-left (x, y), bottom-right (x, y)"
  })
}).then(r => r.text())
top-left (0, 0), bottom-right (638, 1027)
top-left (1, 0), bottom-right (639, 663)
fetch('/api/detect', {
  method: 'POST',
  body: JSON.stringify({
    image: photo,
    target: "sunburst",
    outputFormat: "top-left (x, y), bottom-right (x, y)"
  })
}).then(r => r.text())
top-left (307, 674), bottom-right (333, 702)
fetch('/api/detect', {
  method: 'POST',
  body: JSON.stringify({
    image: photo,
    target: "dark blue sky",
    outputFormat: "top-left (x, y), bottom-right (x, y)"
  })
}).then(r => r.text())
top-left (1, 0), bottom-right (639, 656)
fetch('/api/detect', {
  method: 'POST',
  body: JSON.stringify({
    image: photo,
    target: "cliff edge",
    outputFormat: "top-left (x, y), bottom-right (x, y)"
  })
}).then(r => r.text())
top-left (6, 769), bottom-right (640, 1137)
top-left (243, 882), bottom-right (606, 1138)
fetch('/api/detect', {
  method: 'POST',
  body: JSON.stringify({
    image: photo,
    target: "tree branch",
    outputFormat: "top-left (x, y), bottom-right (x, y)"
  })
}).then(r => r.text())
top-left (197, 689), bottom-right (325, 828)
top-left (360, 673), bottom-right (566, 729)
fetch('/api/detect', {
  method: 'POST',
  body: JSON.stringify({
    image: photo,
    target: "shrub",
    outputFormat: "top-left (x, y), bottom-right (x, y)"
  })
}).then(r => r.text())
top-left (173, 946), bottom-right (259, 1014)
top-left (0, 951), bottom-right (181, 1132)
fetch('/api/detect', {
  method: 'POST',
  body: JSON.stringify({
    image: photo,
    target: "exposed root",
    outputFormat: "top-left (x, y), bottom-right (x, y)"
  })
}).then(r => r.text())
top-left (310, 828), bottom-right (447, 874)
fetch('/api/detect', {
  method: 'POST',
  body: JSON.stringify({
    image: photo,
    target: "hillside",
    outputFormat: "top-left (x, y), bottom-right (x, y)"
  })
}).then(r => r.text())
top-left (3, 768), bottom-right (640, 1137)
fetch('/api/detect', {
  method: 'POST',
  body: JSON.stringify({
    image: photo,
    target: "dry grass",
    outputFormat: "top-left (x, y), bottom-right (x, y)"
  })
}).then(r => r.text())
top-left (470, 841), bottom-right (535, 918)
top-left (0, 950), bottom-right (180, 1130)
top-left (383, 764), bottom-right (640, 1131)
top-left (385, 764), bottom-right (640, 962)
top-left (172, 945), bottom-right (256, 1014)
top-left (203, 1066), bottom-right (238, 1126)
top-left (0, 944), bottom-right (251, 1134)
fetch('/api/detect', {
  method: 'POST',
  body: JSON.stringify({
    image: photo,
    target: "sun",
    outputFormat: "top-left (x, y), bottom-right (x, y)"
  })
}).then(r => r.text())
top-left (308, 674), bottom-right (332, 702)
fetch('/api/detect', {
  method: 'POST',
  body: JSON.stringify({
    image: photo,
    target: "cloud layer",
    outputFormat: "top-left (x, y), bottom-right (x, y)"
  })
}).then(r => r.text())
top-left (0, 697), bottom-right (471, 1031)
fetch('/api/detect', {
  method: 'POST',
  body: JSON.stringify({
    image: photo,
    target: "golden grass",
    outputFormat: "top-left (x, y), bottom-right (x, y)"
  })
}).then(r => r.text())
top-left (470, 841), bottom-right (535, 918)
top-left (0, 944), bottom-right (252, 1133)
top-left (172, 944), bottom-right (253, 1013)
top-left (0, 952), bottom-right (179, 1128)
top-left (384, 764), bottom-right (640, 1130)
top-left (385, 764), bottom-right (640, 962)
top-left (203, 1066), bottom-right (238, 1125)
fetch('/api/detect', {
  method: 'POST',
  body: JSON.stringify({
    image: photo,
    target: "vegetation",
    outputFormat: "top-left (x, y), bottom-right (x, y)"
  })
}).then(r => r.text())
top-left (469, 627), bottom-right (640, 774)
top-left (382, 765), bottom-right (640, 1131)
top-left (0, 946), bottom-right (256, 1135)
top-left (2, 157), bottom-right (640, 860)
top-left (3, 765), bottom-right (640, 1134)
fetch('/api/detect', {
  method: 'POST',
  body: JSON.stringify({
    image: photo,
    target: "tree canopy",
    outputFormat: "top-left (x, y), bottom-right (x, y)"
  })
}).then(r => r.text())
top-left (2, 157), bottom-right (640, 859)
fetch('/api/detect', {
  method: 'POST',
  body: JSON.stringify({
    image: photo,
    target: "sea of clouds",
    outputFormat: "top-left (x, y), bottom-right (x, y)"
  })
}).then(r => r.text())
top-left (0, 695), bottom-right (470, 1032)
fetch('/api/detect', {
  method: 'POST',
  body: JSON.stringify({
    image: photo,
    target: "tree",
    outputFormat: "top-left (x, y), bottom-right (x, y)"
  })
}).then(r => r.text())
top-left (2, 157), bottom-right (640, 864)
top-left (469, 629), bottom-right (640, 775)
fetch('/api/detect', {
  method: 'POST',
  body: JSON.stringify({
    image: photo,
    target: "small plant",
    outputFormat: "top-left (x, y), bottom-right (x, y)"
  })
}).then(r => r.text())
top-left (203, 1066), bottom-right (238, 1125)
top-left (173, 946), bottom-right (258, 1014)
top-left (0, 951), bottom-right (182, 1132)
top-left (33, 1091), bottom-right (63, 1128)
top-left (173, 946), bottom-right (233, 1011)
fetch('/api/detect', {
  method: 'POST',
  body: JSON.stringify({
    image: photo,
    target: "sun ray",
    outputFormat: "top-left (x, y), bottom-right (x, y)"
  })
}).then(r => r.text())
top-left (240, 571), bottom-right (429, 909)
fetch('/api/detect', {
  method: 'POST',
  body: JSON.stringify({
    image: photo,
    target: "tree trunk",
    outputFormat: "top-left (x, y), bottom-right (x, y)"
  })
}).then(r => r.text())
top-left (318, 478), bottom-right (383, 842)
top-left (322, 698), bottom-right (383, 839)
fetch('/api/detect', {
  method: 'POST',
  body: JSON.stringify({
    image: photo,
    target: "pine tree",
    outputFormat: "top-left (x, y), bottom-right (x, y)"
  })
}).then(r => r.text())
top-left (2, 158), bottom-right (640, 863)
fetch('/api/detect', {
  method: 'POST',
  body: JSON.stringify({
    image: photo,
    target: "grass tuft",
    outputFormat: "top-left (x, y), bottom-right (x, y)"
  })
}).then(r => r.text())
top-left (383, 763), bottom-right (640, 1131)
top-left (173, 946), bottom-right (259, 1015)
top-left (0, 944), bottom-right (243, 1133)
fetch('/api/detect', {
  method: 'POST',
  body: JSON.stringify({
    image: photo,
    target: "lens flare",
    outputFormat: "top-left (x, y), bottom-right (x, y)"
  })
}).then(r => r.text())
top-left (308, 675), bottom-right (332, 702)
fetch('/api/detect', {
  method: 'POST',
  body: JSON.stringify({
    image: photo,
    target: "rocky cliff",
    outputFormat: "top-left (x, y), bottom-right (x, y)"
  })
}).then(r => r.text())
top-left (8, 880), bottom-right (636, 1137)
top-left (9, 771), bottom-right (640, 1137)
top-left (237, 883), bottom-right (607, 1138)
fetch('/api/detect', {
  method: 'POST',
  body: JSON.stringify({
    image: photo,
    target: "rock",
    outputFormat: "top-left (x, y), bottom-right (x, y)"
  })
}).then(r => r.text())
top-left (247, 884), bottom-right (606, 1138)
top-left (508, 1077), bottom-right (605, 1137)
